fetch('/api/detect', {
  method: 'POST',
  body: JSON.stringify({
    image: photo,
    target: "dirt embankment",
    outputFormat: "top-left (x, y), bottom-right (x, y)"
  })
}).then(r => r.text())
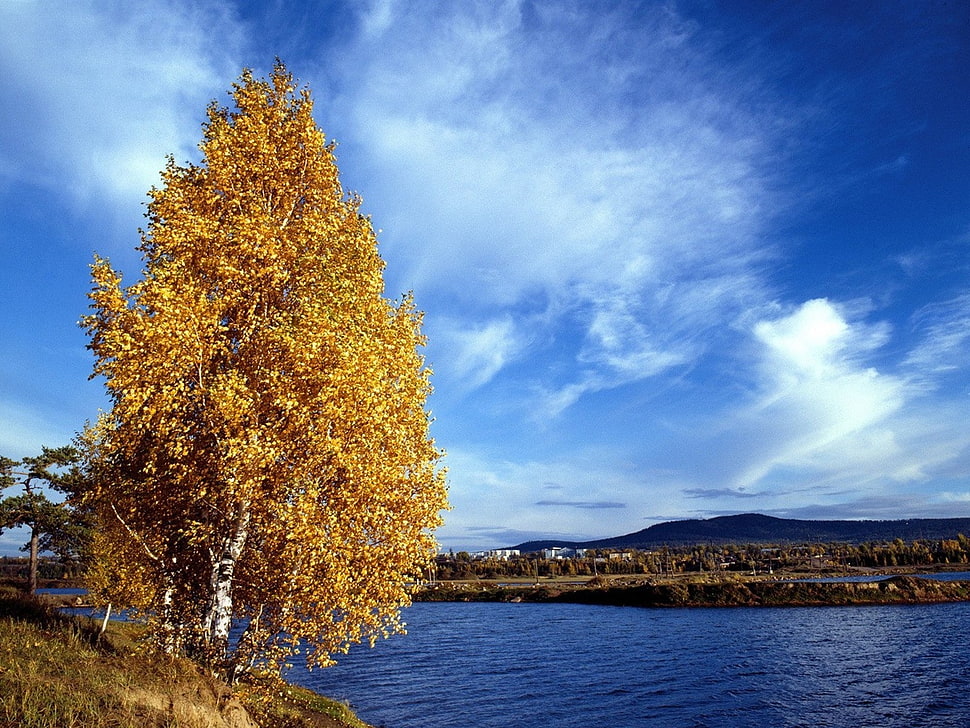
top-left (0, 586), bottom-right (371, 728)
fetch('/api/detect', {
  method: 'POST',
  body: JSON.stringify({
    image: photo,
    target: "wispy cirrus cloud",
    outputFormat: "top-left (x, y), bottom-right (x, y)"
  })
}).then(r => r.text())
top-left (904, 293), bottom-right (970, 385)
top-left (674, 297), bottom-right (970, 516)
top-left (4, 0), bottom-right (969, 557)
top-left (321, 1), bottom-right (783, 409)
top-left (0, 1), bottom-right (250, 474)
top-left (0, 0), bottom-right (242, 219)
top-left (434, 315), bottom-right (525, 391)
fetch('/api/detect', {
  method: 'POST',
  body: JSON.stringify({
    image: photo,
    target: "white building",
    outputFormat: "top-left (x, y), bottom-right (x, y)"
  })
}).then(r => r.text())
top-left (542, 547), bottom-right (588, 560)
top-left (472, 549), bottom-right (520, 561)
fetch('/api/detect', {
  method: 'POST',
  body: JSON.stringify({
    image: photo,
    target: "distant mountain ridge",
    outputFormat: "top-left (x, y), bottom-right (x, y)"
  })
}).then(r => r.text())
top-left (511, 513), bottom-right (970, 551)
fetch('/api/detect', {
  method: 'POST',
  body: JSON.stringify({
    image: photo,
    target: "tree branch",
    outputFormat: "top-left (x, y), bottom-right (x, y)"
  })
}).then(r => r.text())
top-left (110, 502), bottom-right (162, 564)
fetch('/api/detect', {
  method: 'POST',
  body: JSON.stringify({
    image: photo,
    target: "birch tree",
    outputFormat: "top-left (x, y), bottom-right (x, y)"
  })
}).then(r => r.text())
top-left (82, 63), bottom-right (447, 675)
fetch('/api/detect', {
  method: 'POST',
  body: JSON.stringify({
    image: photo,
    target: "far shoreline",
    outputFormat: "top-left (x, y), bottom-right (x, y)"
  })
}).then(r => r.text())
top-left (413, 570), bottom-right (970, 609)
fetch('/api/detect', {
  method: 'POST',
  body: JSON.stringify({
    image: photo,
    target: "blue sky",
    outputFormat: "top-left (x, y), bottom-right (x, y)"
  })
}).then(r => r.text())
top-left (1, 1), bottom-right (969, 555)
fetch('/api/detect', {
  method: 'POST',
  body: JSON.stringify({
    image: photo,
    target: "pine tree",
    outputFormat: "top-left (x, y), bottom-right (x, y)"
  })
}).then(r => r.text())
top-left (0, 447), bottom-right (88, 593)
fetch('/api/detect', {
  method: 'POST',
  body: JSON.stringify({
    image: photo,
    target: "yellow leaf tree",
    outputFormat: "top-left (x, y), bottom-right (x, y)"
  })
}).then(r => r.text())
top-left (81, 63), bottom-right (447, 675)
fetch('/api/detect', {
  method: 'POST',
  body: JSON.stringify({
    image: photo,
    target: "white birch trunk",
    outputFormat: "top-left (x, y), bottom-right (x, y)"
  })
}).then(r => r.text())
top-left (159, 578), bottom-right (178, 653)
top-left (204, 501), bottom-right (251, 660)
top-left (100, 603), bottom-right (112, 635)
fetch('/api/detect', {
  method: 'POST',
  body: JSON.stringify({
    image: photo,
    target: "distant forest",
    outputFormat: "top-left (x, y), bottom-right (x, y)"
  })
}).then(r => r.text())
top-left (425, 513), bottom-right (970, 581)
top-left (452, 537), bottom-right (970, 579)
top-left (511, 513), bottom-right (970, 551)
top-left (436, 531), bottom-right (970, 582)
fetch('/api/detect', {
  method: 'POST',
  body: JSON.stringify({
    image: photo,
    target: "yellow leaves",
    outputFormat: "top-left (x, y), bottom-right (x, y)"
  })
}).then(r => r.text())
top-left (83, 62), bottom-right (448, 674)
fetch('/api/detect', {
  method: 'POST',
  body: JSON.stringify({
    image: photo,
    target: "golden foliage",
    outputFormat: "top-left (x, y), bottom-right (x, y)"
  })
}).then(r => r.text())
top-left (81, 62), bottom-right (447, 672)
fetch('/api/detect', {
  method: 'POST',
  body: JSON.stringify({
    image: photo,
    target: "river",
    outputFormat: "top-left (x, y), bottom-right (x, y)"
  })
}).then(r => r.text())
top-left (287, 600), bottom-right (970, 728)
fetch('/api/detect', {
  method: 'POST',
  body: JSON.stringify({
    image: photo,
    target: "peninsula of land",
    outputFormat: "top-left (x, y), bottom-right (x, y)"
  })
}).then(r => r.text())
top-left (414, 573), bottom-right (970, 608)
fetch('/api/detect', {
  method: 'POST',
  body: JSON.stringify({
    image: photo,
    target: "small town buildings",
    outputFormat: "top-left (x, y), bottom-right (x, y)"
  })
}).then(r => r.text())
top-left (472, 549), bottom-right (520, 561)
top-left (542, 547), bottom-right (588, 560)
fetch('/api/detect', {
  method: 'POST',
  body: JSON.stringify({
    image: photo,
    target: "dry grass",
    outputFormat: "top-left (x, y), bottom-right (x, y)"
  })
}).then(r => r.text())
top-left (237, 677), bottom-right (371, 728)
top-left (0, 591), bottom-right (368, 728)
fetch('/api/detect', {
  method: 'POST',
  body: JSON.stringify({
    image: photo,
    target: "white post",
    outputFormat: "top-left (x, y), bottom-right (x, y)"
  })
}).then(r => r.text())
top-left (100, 603), bottom-right (112, 634)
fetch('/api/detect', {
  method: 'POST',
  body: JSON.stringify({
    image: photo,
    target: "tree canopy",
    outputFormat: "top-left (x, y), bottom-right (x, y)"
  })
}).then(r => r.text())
top-left (82, 63), bottom-right (447, 675)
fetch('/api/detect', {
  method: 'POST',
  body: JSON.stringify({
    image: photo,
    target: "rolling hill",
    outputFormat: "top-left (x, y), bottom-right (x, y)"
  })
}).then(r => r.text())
top-left (511, 513), bottom-right (970, 552)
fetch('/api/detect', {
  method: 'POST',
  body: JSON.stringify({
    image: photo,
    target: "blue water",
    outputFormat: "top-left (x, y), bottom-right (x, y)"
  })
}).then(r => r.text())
top-left (787, 571), bottom-right (970, 583)
top-left (36, 587), bottom-right (88, 595)
top-left (288, 601), bottom-right (970, 728)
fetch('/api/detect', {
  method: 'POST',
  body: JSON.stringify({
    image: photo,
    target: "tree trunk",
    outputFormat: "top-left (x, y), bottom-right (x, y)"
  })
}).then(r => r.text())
top-left (203, 501), bottom-right (251, 664)
top-left (159, 581), bottom-right (179, 654)
top-left (28, 526), bottom-right (39, 595)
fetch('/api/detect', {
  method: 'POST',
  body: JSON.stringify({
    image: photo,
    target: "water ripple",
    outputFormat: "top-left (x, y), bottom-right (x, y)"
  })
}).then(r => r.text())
top-left (288, 601), bottom-right (970, 728)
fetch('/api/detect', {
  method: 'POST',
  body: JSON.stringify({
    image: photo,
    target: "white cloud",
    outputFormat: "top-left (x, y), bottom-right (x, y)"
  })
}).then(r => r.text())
top-left (437, 316), bottom-right (523, 391)
top-left (534, 379), bottom-right (597, 420)
top-left (941, 492), bottom-right (970, 504)
top-left (0, 0), bottom-right (242, 221)
top-left (754, 298), bottom-right (852, 376)
top-left (729, 299), bottom-right (906, 489)
top-left (663, 295), bottom-right (970, 519)
top-left (4, 1), bottom-right (964, 551)
top-left (358, 0), bottom-right (397, 39)
top-left (321, 2), bottom-right (782, 413)
top-left (904, 294), bottom-right (970, 384)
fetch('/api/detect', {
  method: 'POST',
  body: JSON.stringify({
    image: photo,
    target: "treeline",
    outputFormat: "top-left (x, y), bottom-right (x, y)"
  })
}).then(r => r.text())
top-left (0, 555), bottom-right (82, 582)
top-left (435, 535), bottom-right (970, 580)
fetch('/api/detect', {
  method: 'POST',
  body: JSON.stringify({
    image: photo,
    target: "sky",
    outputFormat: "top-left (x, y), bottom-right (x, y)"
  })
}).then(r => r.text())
top-left (1, 0), bottom-right (969, 556)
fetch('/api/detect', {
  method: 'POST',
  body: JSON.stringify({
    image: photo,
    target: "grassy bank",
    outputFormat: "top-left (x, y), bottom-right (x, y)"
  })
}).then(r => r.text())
top-left (0, 585), bottom-right (370, 728)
